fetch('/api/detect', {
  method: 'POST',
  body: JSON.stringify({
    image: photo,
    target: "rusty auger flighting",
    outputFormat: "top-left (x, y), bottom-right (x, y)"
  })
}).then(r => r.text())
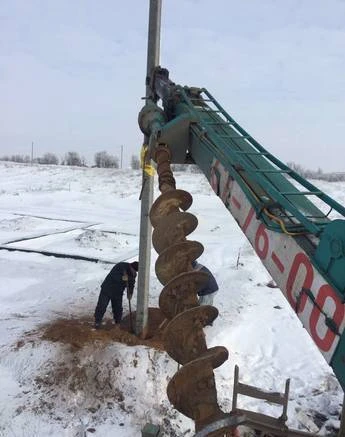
top-left (149, 144), bottom-right (233, 435)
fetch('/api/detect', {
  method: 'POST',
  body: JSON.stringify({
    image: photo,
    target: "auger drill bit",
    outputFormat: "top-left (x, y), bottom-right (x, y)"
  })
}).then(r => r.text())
top-left (150, 144), bottom-right (233, 435)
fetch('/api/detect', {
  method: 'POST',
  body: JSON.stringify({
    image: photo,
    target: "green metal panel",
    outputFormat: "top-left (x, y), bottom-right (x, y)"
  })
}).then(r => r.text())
top-left (148, 70), bottom-right (345, 389)
top-left (331, 335), bottom-right (345, 391)
top-left (314, 219), bottom-right (345, 298)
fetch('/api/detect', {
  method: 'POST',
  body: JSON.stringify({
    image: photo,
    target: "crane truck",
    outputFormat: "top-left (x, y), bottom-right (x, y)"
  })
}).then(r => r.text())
top-left (138, 66), bottom-right (345, 437)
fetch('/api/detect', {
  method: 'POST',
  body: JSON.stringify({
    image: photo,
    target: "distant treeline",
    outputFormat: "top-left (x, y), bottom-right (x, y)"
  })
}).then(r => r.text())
top-left (0, 153), bottom-right (343, 180)
top-left (0, 151), bottom-right (141, 170)
top-left (287, 162), bottom-right (345, 182)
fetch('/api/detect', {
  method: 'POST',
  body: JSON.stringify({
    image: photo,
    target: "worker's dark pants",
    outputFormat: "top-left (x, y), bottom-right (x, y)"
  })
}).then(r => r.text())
top-left (94, 287), bottom-right (123, 324)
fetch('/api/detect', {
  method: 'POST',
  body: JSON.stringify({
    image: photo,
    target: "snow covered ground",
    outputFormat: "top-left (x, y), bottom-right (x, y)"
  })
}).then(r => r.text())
top-left (0, 161), bottom-right (343, 437)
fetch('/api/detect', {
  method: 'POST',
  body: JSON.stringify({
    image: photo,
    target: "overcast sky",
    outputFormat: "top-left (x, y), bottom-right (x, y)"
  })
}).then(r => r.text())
top-left (1, 0), bottom-right (345, 170)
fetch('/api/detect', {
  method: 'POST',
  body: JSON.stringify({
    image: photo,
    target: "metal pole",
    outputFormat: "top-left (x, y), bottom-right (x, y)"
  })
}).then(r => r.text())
top-left (31, 142), bottom-right (34, 165)
top-left (136, 0), bottom-right (162, 337)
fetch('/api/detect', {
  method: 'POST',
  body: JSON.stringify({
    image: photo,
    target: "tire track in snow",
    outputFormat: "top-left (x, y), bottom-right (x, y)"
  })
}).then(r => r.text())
top-left (0, 215), bottom-right (139, 263)
top-left (2, 223), bottom-right (100, 245)
top-left (0, 210), bottom-right (138, 241)
top-left (0, 246), bottom-right (139, 264)
top-left (0, 210), bottom-right (90, 223)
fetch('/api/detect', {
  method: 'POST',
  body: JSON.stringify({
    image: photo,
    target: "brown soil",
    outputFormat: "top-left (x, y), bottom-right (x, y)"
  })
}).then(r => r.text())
top-left (10, 307), bottom-right (170, 429)
top-left (31, 307), bottom-right (166, 351)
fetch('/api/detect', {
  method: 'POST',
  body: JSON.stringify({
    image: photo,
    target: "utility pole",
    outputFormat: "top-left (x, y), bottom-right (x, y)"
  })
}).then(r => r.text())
top-left (136, 0), bottom-right (162, 337)
top-left (120, 145), bottom-right (123, 169)
top-left (31, 141), bottom-right (34, 165)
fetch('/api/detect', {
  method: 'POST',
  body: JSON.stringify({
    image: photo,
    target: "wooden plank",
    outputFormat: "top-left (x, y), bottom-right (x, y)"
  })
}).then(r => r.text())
top-left (237, 382), bottom-right (285, 405)
top-left (235, 408), bottom-right (284, 428)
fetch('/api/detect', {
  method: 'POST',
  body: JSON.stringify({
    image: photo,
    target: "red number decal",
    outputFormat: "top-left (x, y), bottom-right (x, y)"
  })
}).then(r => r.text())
top-left (242, 208), bottom-right (255, 233)
top-left (310, 285), bottom-right (345, 352)
top-left (286, 253), bottom-right (313, 311)
top-left (254, 224), bottom-right (269, 259)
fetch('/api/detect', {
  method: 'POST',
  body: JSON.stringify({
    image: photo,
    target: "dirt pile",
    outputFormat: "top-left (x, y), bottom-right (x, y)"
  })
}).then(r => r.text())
top-left (11, 308), bottom-right (174, 433)
top-left (39, 307), bottom-right (165, 351)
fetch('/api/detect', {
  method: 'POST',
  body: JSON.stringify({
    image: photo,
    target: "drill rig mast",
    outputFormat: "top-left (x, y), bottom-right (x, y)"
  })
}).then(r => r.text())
top-left (138, 66), bottom-right (345, 436)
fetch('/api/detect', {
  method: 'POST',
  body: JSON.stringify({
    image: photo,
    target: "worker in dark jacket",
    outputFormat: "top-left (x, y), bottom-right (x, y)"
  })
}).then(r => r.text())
top-left (94, 261), bottom-right (139, 329)
top-left (192, 261), bottom-right (219, 306)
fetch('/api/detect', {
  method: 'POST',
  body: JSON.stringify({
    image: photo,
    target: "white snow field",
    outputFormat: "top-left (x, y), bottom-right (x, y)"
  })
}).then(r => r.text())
top-left (0, 161), bottom-right (343, 437)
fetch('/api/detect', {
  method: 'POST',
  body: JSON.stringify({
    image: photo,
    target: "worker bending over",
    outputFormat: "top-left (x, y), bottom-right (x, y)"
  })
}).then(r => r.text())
top-left (94, 261), bottom-right (138, 329)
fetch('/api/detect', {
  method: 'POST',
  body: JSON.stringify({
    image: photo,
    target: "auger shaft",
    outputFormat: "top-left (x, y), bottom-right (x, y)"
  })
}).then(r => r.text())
top-left (150, 143), bottom-right (232, 435)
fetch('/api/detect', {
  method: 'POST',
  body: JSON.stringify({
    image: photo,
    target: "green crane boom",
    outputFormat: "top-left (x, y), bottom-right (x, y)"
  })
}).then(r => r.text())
top-left (139, 66), bottom-right (345, 391)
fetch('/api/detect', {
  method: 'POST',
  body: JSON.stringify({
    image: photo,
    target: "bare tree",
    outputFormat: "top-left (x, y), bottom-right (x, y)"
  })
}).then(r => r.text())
top-left (94, 151), bottom-right (119, 168)
top-left (130, 154), bottom-right (140, 170)
top-left (38, 153), bottom-right (59, 165)
top-left (64, 151), bottom-right (82, 166)
top-left (80, 156), bottom-right (87, 167)
top-left (0, 154), bottom-right (30, 163)
top-left (286, 161), bottom-right (345, 181)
